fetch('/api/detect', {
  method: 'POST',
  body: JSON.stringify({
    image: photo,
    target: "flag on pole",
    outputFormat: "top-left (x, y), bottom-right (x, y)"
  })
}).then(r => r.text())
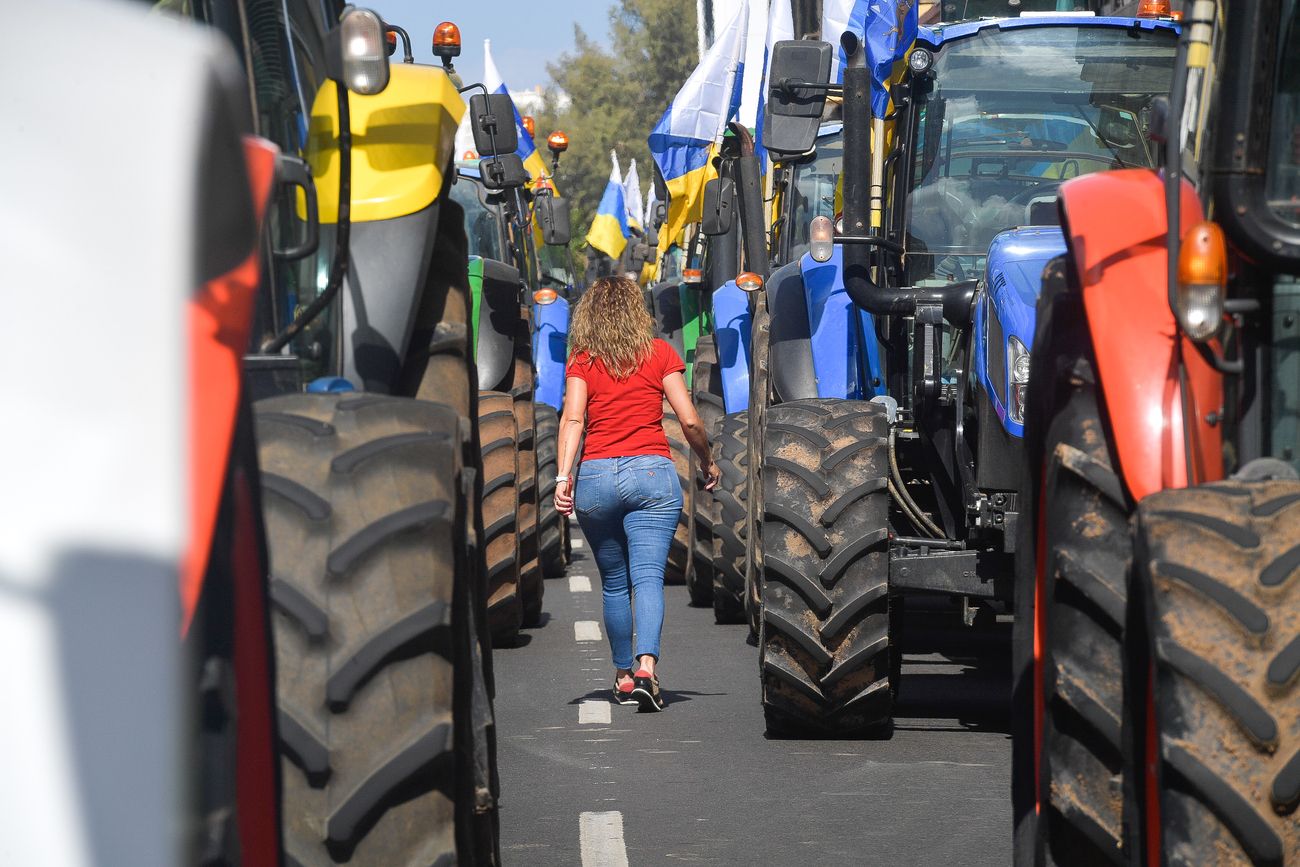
top-left (586, 151), bottom-right (631, 260)
top-left (648, 1), bottom-right (749, 256)
top-left (825, 0), bottom-right (917, 102)
top-left (623, 160), bottom-right (644, 234)
top-left (483, 39), bottom-right (550, 183)
top-left (737, 0), bottom-right (771, 130)
top-left (644, 181), bottom-right (660, 229)
top-left (755, 0), bottom-right (794, 166)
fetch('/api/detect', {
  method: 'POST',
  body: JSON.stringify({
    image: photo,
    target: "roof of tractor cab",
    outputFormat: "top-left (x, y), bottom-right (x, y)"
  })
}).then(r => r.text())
top-left (918, 14), bottom-right (1178, 48)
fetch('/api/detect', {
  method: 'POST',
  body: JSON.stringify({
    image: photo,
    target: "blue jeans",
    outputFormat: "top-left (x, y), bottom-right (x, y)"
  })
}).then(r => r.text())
top-left (574, 455), bottom-right (683, 670)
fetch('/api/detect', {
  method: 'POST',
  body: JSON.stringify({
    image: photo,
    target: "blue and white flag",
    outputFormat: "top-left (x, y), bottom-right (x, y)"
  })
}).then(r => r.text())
top-left (755, 0), bottom-right (794, 166)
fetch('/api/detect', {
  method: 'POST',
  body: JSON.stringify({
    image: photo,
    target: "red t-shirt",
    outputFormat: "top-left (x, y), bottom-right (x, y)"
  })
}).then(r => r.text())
top-left (566, 338), bottom-right (687, 461)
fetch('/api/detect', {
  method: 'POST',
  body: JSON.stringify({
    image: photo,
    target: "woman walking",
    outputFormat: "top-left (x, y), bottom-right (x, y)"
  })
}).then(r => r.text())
top-left (553, 276), bottom-right (720, 712)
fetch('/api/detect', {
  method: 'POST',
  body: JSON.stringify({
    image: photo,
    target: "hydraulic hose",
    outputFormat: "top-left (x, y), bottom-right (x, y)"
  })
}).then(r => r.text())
top-left (888, 429), bottom-right (945, 539)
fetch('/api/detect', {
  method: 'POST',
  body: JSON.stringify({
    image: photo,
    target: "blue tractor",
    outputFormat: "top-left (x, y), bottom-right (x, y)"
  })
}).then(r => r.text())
top-left (751, 14), bottom-right (1178, 735)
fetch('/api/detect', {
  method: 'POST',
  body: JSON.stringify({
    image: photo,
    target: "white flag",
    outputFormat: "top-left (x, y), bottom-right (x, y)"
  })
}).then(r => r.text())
top-left (623, 160), bottom-right (644, 233)
top-left (738, 0), bottom-right (771, 129)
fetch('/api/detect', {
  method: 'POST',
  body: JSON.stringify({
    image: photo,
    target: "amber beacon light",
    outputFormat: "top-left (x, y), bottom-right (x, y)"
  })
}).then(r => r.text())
top-left (1136, 0), bottom-right (1172, 17)
top-left (547, 130), bottom-right (569, 155)
top-left (433, 21), bottom-right (461, 58)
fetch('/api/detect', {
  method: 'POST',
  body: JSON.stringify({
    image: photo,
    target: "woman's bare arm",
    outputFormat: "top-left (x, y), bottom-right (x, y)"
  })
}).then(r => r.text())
top-left (554, 376), bottom-right (589, 515)
top-left (663, 371), bottom-right (719, 490)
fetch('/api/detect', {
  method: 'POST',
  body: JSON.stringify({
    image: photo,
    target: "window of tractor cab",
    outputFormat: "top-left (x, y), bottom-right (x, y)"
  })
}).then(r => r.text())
top-left (787, 132), bottom-right (844, 262)
top-left (451, 176), bottom-right (508, 264)
top-left (904, 24), bottom-right (1177, 286)
top-left (1265, 0), bottom-right (1300, 228)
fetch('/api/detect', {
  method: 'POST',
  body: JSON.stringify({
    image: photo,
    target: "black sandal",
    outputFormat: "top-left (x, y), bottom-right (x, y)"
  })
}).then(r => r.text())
top-left (630, 670), bottom-right (665, 712)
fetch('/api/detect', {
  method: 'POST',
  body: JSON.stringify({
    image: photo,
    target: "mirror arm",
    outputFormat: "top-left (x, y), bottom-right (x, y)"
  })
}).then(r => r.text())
top-left (836, 234), bottom-right (904, 255)
top-left (775, 78), bottom-right (844, 97)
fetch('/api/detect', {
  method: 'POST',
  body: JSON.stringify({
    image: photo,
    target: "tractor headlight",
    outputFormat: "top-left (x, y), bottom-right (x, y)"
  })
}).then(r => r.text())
top-left (327, 8), bottom-right (390, 96)
top-left (1008, 335), bottom-right (1030, 424)
top-left (908, 48), bottom-right (933, 74)
top-left (1175, 220), bottom-right (1227, 342)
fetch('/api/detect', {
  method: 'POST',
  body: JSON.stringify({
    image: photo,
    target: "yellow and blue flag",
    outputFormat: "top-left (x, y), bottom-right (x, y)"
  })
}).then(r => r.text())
top-left (647, 1), bottom-right (749, 257)
top-left (825, 0), bottom-right (917, 114)
top-left (586, 151), bottom-right (630, 260)
top-left (483, 39), bottom-right (550, 183)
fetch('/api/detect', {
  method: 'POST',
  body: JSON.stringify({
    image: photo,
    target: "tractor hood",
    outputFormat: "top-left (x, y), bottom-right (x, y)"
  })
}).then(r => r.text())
top-left (985, 226), bottom-right (1067, 344)
top-left (974, 226), bottom-right (1066, 438)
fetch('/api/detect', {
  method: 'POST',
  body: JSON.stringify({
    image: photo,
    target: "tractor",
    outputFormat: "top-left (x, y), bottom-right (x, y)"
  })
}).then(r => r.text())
top-left (754, 12), bottom-right (1179, 735)
top-left (182, 2), bottom-right (527, 862)
top-left (4, 1), bottom-right (282, 862)
top-left (1013, 0), bottom-right (1300, 861)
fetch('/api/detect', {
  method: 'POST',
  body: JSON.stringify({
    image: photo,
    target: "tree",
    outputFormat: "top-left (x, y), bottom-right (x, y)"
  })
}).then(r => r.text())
top-left (537, 0), bottom-right (697, 276)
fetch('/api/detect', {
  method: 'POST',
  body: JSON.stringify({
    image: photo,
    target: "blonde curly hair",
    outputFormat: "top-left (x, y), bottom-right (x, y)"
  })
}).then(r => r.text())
top-left (568, 276), bottom-right (655, 380)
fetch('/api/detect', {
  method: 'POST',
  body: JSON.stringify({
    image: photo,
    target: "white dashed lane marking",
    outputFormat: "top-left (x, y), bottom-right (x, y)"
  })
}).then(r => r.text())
top-left (579, 811), bottom-right (629, 867)
top-left (574, 620), bottom-right (602, 642)
top-left (571, 538), bottom-right (585, 550)
top-left (569, 574), bottom-right (592, 592)
top-left (578, 700), bottom-right (612, 725)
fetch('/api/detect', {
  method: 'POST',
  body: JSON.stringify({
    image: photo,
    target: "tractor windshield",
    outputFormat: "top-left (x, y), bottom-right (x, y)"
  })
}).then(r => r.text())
top-left (451, 176), bottom-right (508, 263)
top-left (904, 24), bottom-right (1177, 285)
top-left (787, 132), bottom-right (844, 262)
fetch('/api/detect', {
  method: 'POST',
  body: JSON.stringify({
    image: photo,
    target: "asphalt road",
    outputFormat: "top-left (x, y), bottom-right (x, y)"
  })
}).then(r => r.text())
top-left (493, 526), bottom-right (1013, 866)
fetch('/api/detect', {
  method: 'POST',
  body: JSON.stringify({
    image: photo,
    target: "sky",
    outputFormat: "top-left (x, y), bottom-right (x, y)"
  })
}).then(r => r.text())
top-left (368, 0), bottom-right (613, 92)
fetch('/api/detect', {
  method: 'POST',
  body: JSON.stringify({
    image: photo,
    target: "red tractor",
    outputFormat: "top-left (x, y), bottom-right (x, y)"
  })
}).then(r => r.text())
top-left (1014, 0), bottom-right (1300, 863)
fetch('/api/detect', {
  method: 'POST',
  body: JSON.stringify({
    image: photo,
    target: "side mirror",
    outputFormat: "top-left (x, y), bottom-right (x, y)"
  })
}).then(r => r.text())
top-left (479, 154), bottom-right (529, 189)
top-left (469, 93), bottom-right (519, 156)
top-left (535, 194), bottom-right (571, 245)
top-left (324, 8), bottom-right (391, 95)
top-left (644, 222), bottom-right (659, 248)
top-left (763, 40), bottom-right (833, 158)
top-left (652, 201), bottom-right (666, 229)
top-left (701, 177), bottom-right (735, 236)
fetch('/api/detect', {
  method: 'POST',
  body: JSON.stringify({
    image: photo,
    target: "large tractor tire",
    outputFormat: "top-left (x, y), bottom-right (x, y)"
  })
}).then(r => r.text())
top-left (536, 404), bottom-right (567, 579)
top-left (1125, 480), bottom-right (1300, 865)
top-left (511, 313), bottom-right (543, 627)
top-left (256, 393), bottom-right (471, 866)
top-left (712, 412), bottom-right (749, 624)
top-left (758, 399), bottom-right (894, 737)
top-left (745, 298), bottom-right (772, 640)
top-left (1032, 350), bottom-right (1131, 863)
top-left (406, 196), bottom-right (500, 863)
top-left (478, 391), bottom-right (522, 646)
top-left (687, 335), bottom-right (725, 607)
top-left (661, 404), bottom-right (693, 586)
